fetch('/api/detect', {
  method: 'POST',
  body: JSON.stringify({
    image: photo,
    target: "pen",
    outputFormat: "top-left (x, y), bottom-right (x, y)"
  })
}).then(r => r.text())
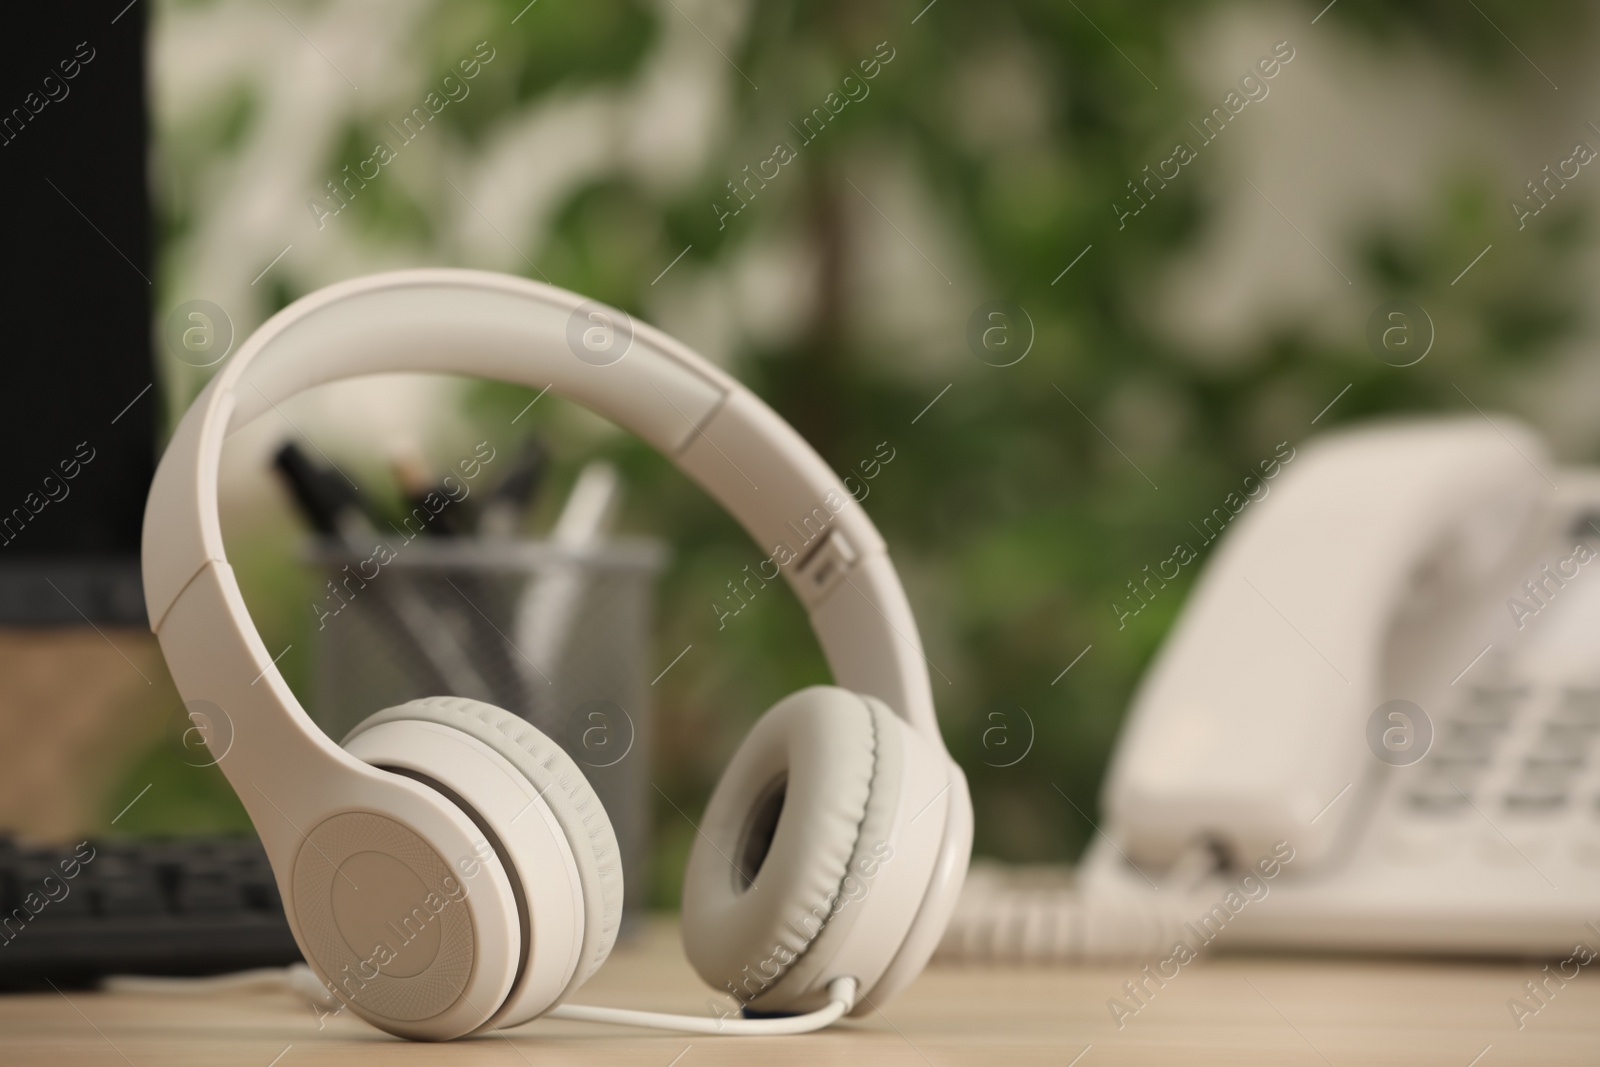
top-left (478, 436), bottom-right (550, 539)
top-left (272, 442), bottom-right (495, 702)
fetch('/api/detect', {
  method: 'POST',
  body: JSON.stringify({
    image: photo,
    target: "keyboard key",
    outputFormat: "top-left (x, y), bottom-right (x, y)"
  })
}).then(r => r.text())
top-left (1519, 763), bottom-right (1576, 787)
top-left (1504, 788), bottom-right (1568, 813)
top-left (11, 854), bottom-right (92, 916)
top-left (1526, 736), bottom-right (1586, 769)
top-left (1557, 688), bottom-right (1600, 727)
top-left (1465, 684), bottom-right (1529, 718)
top-left (1431, 722), bottom-right (1500, 768)
top-left (1542, 721), bottom-right (1598, 750)
top-left (177, 870), bottom-right (241, 913)
top-left (96, 875), bottom-right (166, 915)
top-left (1407, 780), bottom-right (1473, 813)
top-left (1504, 765), bottom-right (1575, 813)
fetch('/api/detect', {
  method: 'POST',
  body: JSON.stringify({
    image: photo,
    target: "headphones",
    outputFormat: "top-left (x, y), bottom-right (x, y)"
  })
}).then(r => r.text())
top-left (141, 269), bottom-right (972, 1040)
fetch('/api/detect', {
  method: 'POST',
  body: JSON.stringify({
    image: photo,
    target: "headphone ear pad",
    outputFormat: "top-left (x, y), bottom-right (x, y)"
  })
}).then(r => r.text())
top-left (680, 686), bottom-right (904, 1012)
top-left (344, 696), bottom-right (624, 987)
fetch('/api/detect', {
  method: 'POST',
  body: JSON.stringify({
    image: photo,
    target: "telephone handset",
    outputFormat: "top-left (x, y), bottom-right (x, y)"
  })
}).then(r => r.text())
top-left (1104, 417), bottom-right (1546, 873)
top-left (942, 417), bottom-right (1600, 961)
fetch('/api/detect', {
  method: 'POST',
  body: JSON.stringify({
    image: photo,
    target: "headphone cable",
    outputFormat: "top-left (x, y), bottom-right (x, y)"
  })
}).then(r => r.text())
top-left (547, 975), bottom-right (859, 1035)
top-left (108, 968), bottom-right (860, 1037)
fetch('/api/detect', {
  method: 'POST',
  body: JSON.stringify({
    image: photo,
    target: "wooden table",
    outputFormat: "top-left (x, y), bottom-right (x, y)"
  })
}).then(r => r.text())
top-left (2, 919), bottom-right (1596, 1065)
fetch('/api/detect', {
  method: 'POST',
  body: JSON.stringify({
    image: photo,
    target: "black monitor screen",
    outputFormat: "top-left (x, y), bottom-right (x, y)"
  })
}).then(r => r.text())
top-left (0, 2), bottom-right (154, 624)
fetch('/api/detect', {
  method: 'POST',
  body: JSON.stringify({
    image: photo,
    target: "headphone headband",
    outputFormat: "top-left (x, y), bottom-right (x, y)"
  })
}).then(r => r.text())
top-left (143, 269), bottom-right (938, 738)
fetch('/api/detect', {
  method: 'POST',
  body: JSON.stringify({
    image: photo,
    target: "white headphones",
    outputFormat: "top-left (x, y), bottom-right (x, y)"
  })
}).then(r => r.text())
top-left (141, 269), bottom-right (972, 1040)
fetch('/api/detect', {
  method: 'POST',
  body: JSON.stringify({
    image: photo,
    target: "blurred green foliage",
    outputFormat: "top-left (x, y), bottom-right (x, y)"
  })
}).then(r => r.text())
top-left (129, 0), bottom-right (1593, 906)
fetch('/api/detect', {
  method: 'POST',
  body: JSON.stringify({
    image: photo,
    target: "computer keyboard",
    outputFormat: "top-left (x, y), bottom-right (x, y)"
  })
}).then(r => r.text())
top-left (0, 835), bottom-right (300, 990)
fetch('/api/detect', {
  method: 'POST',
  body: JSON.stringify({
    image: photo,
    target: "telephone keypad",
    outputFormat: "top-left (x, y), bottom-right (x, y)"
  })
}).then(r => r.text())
top-left (1401, 680), bottom-right (1595, 822)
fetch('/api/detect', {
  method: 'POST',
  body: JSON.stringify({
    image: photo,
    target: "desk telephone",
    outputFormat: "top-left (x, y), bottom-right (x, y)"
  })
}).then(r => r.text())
top-left (943, 416), bottom-right (1600, 961)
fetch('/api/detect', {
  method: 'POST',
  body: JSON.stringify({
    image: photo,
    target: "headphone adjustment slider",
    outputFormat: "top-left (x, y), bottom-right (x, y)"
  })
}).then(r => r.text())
top-left (796, 530), bottom-right (858, 602)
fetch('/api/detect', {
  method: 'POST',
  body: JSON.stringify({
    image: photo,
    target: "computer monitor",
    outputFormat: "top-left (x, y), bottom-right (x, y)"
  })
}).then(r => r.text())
top-left (0, 2), bottom-right (154, 625)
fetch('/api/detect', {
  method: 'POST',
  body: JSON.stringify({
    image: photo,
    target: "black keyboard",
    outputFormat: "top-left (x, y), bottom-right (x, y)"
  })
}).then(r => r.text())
top-left (0, 835), bottom-right (300, 990)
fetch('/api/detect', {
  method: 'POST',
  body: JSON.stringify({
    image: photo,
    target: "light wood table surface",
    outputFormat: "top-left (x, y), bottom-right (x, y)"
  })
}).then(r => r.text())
top-left (2, 919), bottom-right (1596, 1065)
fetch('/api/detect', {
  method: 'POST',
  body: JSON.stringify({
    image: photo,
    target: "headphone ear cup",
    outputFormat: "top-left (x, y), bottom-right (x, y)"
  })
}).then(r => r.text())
top-left (344, 698), bottom-right (624, 996)
top-left (680, 686), bottom-right (904, 1013)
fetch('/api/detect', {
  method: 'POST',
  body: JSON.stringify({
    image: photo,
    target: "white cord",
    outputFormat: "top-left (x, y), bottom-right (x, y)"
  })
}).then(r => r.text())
top-left (103, 963), bottom-right (336, 1007)
top-left (107, 964), bottom-right (857, 1036)
top-left (547, 976), bottom-right (859, 1035)
top-left (935, 857), bottom-right (1210, 964)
